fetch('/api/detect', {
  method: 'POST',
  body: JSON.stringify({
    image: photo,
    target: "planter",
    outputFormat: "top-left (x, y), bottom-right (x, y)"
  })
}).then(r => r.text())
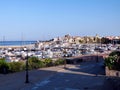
top-left (106, 67), bottom-right (120, 77)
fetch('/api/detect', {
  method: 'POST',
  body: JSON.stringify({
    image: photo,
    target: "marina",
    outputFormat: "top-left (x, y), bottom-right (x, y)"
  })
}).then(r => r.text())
top-left (0, 35), bottom-right (119, 63)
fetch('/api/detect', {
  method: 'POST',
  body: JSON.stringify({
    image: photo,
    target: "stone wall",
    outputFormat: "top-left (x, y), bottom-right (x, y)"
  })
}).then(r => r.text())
top-left (105, 67), bottom-right (120, 90)
top-left (106, 67), bottom-right (120, 77)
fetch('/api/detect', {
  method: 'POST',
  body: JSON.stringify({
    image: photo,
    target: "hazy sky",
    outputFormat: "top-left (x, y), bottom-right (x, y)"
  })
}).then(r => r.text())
top-left (0, 0), bottom-right (120, 40)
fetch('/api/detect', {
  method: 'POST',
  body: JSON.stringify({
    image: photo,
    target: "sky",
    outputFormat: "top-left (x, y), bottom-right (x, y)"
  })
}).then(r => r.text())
top-left (0, 0), bottom-right (120, 41)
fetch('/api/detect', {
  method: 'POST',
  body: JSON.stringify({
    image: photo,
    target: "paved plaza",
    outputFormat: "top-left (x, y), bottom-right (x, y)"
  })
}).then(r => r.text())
top-left (0, 61), bottom-right (114, 90)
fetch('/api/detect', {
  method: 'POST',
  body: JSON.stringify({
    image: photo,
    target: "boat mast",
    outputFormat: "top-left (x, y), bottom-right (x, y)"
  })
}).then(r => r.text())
top-left (3, 36), bottom-right (5, 49)
top-left (21, 32), bottom-right (24, 48)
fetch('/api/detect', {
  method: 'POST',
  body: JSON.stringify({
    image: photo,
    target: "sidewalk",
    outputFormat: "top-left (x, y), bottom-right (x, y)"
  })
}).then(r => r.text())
top-left (0, 65), bottom-right (70, 90)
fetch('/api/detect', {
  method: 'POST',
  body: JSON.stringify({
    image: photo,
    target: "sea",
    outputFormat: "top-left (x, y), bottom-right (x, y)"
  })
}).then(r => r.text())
top-left (0, 41), bottom-right (36, 46)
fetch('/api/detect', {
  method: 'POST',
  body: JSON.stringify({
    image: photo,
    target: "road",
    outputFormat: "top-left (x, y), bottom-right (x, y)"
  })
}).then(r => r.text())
top-left (21, 61), bottom-right (111, 90)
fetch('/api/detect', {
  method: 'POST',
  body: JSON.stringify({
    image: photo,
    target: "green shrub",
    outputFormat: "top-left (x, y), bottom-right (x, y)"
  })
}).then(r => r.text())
top-left (43, 58), bottom-right (53, 67)
top-left (28, 57), bottom-right (45, 69)
top-left (9, 62), bottom-right (25, 72)
top-left (0, 58), bottom-right (5, 61)
top-left (0, 56), bottom-right (69, 74)
top-left (105, 51), bottom-right (120, 70)
top-left (0, 60), bottom-right (9, 74)
top-left (105, 56), bottom-right (116, 70)
top-left (109, 51), bottom-right (120, 56)
top-left (54, 59), bottom-right (64, 65)
top-left (114, 57), bottom-right (120, 70)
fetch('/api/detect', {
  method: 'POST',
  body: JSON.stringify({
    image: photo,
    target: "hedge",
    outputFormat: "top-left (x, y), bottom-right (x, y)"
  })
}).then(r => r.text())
top-left (0, 57), bottom-right (65, 74)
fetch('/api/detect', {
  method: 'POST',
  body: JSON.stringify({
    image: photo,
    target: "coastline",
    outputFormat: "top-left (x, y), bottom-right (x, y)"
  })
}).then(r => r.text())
top-left (0, 44), bottom-right (35, 49)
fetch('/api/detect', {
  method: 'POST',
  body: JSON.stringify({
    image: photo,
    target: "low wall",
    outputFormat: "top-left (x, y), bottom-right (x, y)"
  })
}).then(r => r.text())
top-left (106, 67), bottom-right (120, 77)
top-left (105, 67), bottom-right (120, 89)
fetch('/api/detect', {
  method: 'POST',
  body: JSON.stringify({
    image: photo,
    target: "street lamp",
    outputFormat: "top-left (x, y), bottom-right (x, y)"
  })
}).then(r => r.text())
top-left (24, 47), bottom-right (29, 83)
top-left (63, 49), bottom-right (67, 68)
top-left (64, 54), bottom-right (67, 68)
top-left (96, 50), bottom-right (99, 63)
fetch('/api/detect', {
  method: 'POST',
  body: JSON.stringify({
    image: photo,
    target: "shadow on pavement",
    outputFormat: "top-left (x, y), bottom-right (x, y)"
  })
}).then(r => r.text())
top-left (64, 61), bottom-right (105, 76)
top-left (0, 61), bottom-right (113, 90)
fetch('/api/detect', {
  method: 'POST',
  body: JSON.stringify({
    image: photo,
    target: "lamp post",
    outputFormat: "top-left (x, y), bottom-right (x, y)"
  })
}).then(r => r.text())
top-left (63, 49), bottom-right (67, 68)
top-left (96, 50), bottom-right (99, 63)
top-left (64, 54), bottom-right (67, 68)
top-left (24, 47), bottom-right (29, 83)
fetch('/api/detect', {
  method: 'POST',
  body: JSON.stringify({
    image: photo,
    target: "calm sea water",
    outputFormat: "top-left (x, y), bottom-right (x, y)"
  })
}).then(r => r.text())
top-left (0, 41), bottom-right (36, 46)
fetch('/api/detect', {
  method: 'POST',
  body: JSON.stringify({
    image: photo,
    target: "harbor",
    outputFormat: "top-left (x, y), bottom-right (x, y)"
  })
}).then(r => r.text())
top-left (0, 35), bottom-right (119, 63)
